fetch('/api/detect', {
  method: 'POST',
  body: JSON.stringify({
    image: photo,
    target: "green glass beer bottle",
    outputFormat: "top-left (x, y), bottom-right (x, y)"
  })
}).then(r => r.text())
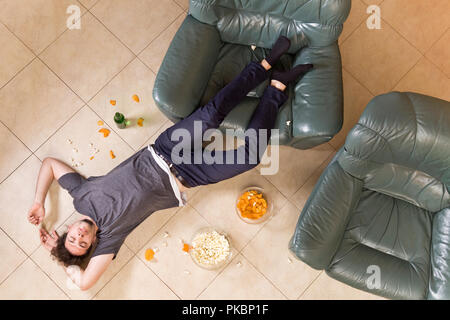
top-left (114, 112), bottom-right (127, 129)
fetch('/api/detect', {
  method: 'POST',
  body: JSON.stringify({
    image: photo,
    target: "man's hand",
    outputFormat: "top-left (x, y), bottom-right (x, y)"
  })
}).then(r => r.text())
top-left (40, 228), bottom-right (59, 252)
top-left (28, 202), bottom-right (45, 225)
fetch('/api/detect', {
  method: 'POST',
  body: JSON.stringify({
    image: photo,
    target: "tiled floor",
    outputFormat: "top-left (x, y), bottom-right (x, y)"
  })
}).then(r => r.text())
top-left (0, 0), bottom-right (448, 300)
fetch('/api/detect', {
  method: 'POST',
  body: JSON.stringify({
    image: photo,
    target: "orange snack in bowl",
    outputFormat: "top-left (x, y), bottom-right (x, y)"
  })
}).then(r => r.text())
top-left (145, 248), bottom-right (155, 261)
top-left (132, 94), bottom-right (140, 103)
top-left (237, 190), bottom-right (267, 220)
top-left (182, 243), bottom-right (190, 252)
top-left (98, 128), bottom-right (110, 137)
top-left (110, 100), bottom-right (116, 106)
top-left (110, 150), bottom-right (116, 159)
top-left (137, 117), bottom-right (144, 127)
top-left (97, 120), bottom-right (104, 126)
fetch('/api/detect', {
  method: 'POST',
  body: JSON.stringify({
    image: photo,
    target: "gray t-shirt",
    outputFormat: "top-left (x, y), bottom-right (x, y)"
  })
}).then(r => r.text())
top-left (58, 147), bottom-right (179, 258)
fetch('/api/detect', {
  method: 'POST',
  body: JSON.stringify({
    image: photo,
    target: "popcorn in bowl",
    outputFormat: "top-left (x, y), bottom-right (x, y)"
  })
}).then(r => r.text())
top-left (190, 228), bottom-right (231, 270)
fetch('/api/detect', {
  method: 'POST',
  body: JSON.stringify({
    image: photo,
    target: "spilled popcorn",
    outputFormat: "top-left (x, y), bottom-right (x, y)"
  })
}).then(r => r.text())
top-left (191, 230), bottom-right (230, 267)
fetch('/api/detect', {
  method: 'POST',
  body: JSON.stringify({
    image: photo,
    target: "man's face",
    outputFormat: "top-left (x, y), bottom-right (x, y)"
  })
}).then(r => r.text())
top-left (65, 219), bottom-right (96, 256)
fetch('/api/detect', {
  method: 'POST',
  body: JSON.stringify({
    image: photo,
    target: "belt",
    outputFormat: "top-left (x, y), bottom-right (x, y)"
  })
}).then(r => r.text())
top-left (151, 144), bottom-right (191, 189)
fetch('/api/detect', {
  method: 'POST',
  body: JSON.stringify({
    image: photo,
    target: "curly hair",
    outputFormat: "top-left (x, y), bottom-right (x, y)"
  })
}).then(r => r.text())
top-left (51, 232), bottom-right (94, 268)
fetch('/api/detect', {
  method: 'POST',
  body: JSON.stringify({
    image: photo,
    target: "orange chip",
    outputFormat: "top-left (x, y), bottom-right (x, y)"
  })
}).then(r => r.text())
top-left (98, 128), bottom-right (110, 137)
top-left (89, 156), bottom-right (94, 160)
top-left (137, 117), bottom-right (144, 127)
top-left (97, 120), bottom-right (104, 126)
top-left (237, 190), bottom-right (267, 220)
top-left (182, 243), bottom-right (190, 252)
top-left (145, 248), bottom-right (155, 261)
top-left (110, 150), bottom-right (116, 159)
top-left (110, 100), bottom-right (116, 106)
top-left (132, 94), bottom-right (139, 103)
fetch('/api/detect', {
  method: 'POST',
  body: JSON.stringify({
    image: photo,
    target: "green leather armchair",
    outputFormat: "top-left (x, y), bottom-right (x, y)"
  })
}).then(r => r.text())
top-left (289, 92), bottom-right (450, 300)
top-left (153, 0), bottom-right (351, 149)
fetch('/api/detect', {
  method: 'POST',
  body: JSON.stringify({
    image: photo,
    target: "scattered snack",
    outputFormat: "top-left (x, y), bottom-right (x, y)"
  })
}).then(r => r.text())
top-left (145, 248), bottom-right (155, 261)
top-left (72, 148), bottom-right (78, 153)
top-left (97, 120), bottom-right (104, 126)
top-left (110, 100), bottom-right (116, 106)
top-left (98, 128), bottom-right (110, 137)
top-left (67, 139), bottom-right (73, 144)
top-left (109, 150), bottom-right (116, 159)
top-left (182, 243), bottom-right (190, 253)
top-left (237, 190), bottom-right (267, 220)
top-left (89, 156), bottom-right (94, 160)
top-left (137, 117), bottom-right (144, 127)
top-left (191, 230), bottom-right (230, 268)
top-left (132, 94), bottom-right (140, 103)
top-left (163, 231), bottom-right (170, 238)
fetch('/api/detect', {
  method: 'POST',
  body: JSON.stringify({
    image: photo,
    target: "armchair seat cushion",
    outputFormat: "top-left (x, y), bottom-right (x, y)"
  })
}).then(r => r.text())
top-left (327, 189), bottom-right (433, 300)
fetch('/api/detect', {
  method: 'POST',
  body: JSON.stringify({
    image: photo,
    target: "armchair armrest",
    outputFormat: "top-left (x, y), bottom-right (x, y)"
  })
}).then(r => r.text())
top-left (289, 150), bottom-right (363, 269)
top-left (289, 43), bottom-right (343, 149)
top-left (428, 208), bottom-right (450, 300)
top-left (153, 15), bottom-right (223, 122)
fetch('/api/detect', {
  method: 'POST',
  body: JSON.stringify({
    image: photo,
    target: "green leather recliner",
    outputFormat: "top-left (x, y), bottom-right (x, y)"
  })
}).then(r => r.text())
top-left (153, 0), bottom-right (351, 149)
top-left (289, 92), bottom-right (450, 300)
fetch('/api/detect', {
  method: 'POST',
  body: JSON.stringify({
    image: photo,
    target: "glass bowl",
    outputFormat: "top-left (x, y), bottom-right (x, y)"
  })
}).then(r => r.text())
top-left (189, 227), bottom-right (232, 270)
top-left (235, 186), bottom-right (273, 224)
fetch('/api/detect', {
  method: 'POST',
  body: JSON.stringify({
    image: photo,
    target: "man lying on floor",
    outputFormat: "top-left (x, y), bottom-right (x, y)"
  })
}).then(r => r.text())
top-left (27, 36), bottom-right (313, 291)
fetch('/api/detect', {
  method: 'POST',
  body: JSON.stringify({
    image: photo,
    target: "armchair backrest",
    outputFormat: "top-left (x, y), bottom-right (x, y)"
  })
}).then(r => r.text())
top-left (189, 0), bottom-right (351, 51)
top-left (338, 92), bottom-right (450, 213)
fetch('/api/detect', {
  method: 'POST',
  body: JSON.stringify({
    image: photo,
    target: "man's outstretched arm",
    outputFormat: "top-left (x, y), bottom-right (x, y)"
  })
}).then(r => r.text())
top-left (66, 253), bottom-right (114, 291)
top-left (28, 157), bottom-right (75, 225)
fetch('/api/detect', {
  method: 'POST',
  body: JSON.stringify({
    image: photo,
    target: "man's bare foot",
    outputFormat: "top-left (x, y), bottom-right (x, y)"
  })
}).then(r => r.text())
top-left (261, 59), bottom-right (271, 71)
top-left (270, 79), bottom-right (286, 91)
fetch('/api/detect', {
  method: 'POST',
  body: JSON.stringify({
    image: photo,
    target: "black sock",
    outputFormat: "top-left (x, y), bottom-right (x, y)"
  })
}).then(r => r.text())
top-left (265, 36), bottom-right (291, 67)
top-left (272, 64), bottom-right (314, 85)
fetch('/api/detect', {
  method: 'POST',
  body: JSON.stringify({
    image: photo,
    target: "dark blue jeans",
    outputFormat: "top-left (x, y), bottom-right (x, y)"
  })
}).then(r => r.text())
top-left (153, 61), bottom-right (288, 187)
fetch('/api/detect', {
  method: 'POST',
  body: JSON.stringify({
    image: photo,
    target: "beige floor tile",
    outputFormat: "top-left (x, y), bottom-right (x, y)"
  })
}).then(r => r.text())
top-left (79, 0), bottom-right (99, 9)
top-left (31, 228), bottom-right (134, 300)
top-left (91, 0), bottom-right (183, 54)
top-left (259, 144), bottom-right (334, 199)
top-left (35, 106), bottom-right (135, 177)
top-left (0, 0), bottom-right (86, 54)
top-left (0, 23), bottom-right (34, 88)
top-left (339, 0), bottom-right (367, 44)
top-left (329, 70), bottom-right (374, 149)
top-left (426, 29), bottom-right (450, 78)
top-left (139, 13), bottom-right (186, 73)
top-left (395, 57), bottom-right (450, 102)
top-left (125, 207), bottom-right (180, 253)
top-left (341, 20), bottom-right (421, 96)
top-left (174, 0), bottom-right (189, 11)
top-left (89, 58), bottom-right (168, 151)
top-left (198, 254), bottom-right (286, 300)
top-left (299, 272), bottom-right (385, 300)
top-left (381, 0), bottom-right (450, 54)
top-left (189, 168), bottom-right (287, 250)
top-left (242, 201), bottom-right (321, 299)
top-left (0, 155), bottom-right (75, 255)
top-left (40, 12), bottom-right (134, 102)
top-left (291, 152), bottom-right (336, 211)
top-left (137, 205), bottom-right (236, 299)
top-left (0, 122), bottom-right (31, 183)
top-left (0, 258), bottom-right (68, 299)
top-left (94, 256), bottom-right (178, 299)
top-left (363, 0), bottom-right (383, 5)
top-left (0, 229), bottom-right (27, 283)
top-left (0, 59), bottom-right (84, 151)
